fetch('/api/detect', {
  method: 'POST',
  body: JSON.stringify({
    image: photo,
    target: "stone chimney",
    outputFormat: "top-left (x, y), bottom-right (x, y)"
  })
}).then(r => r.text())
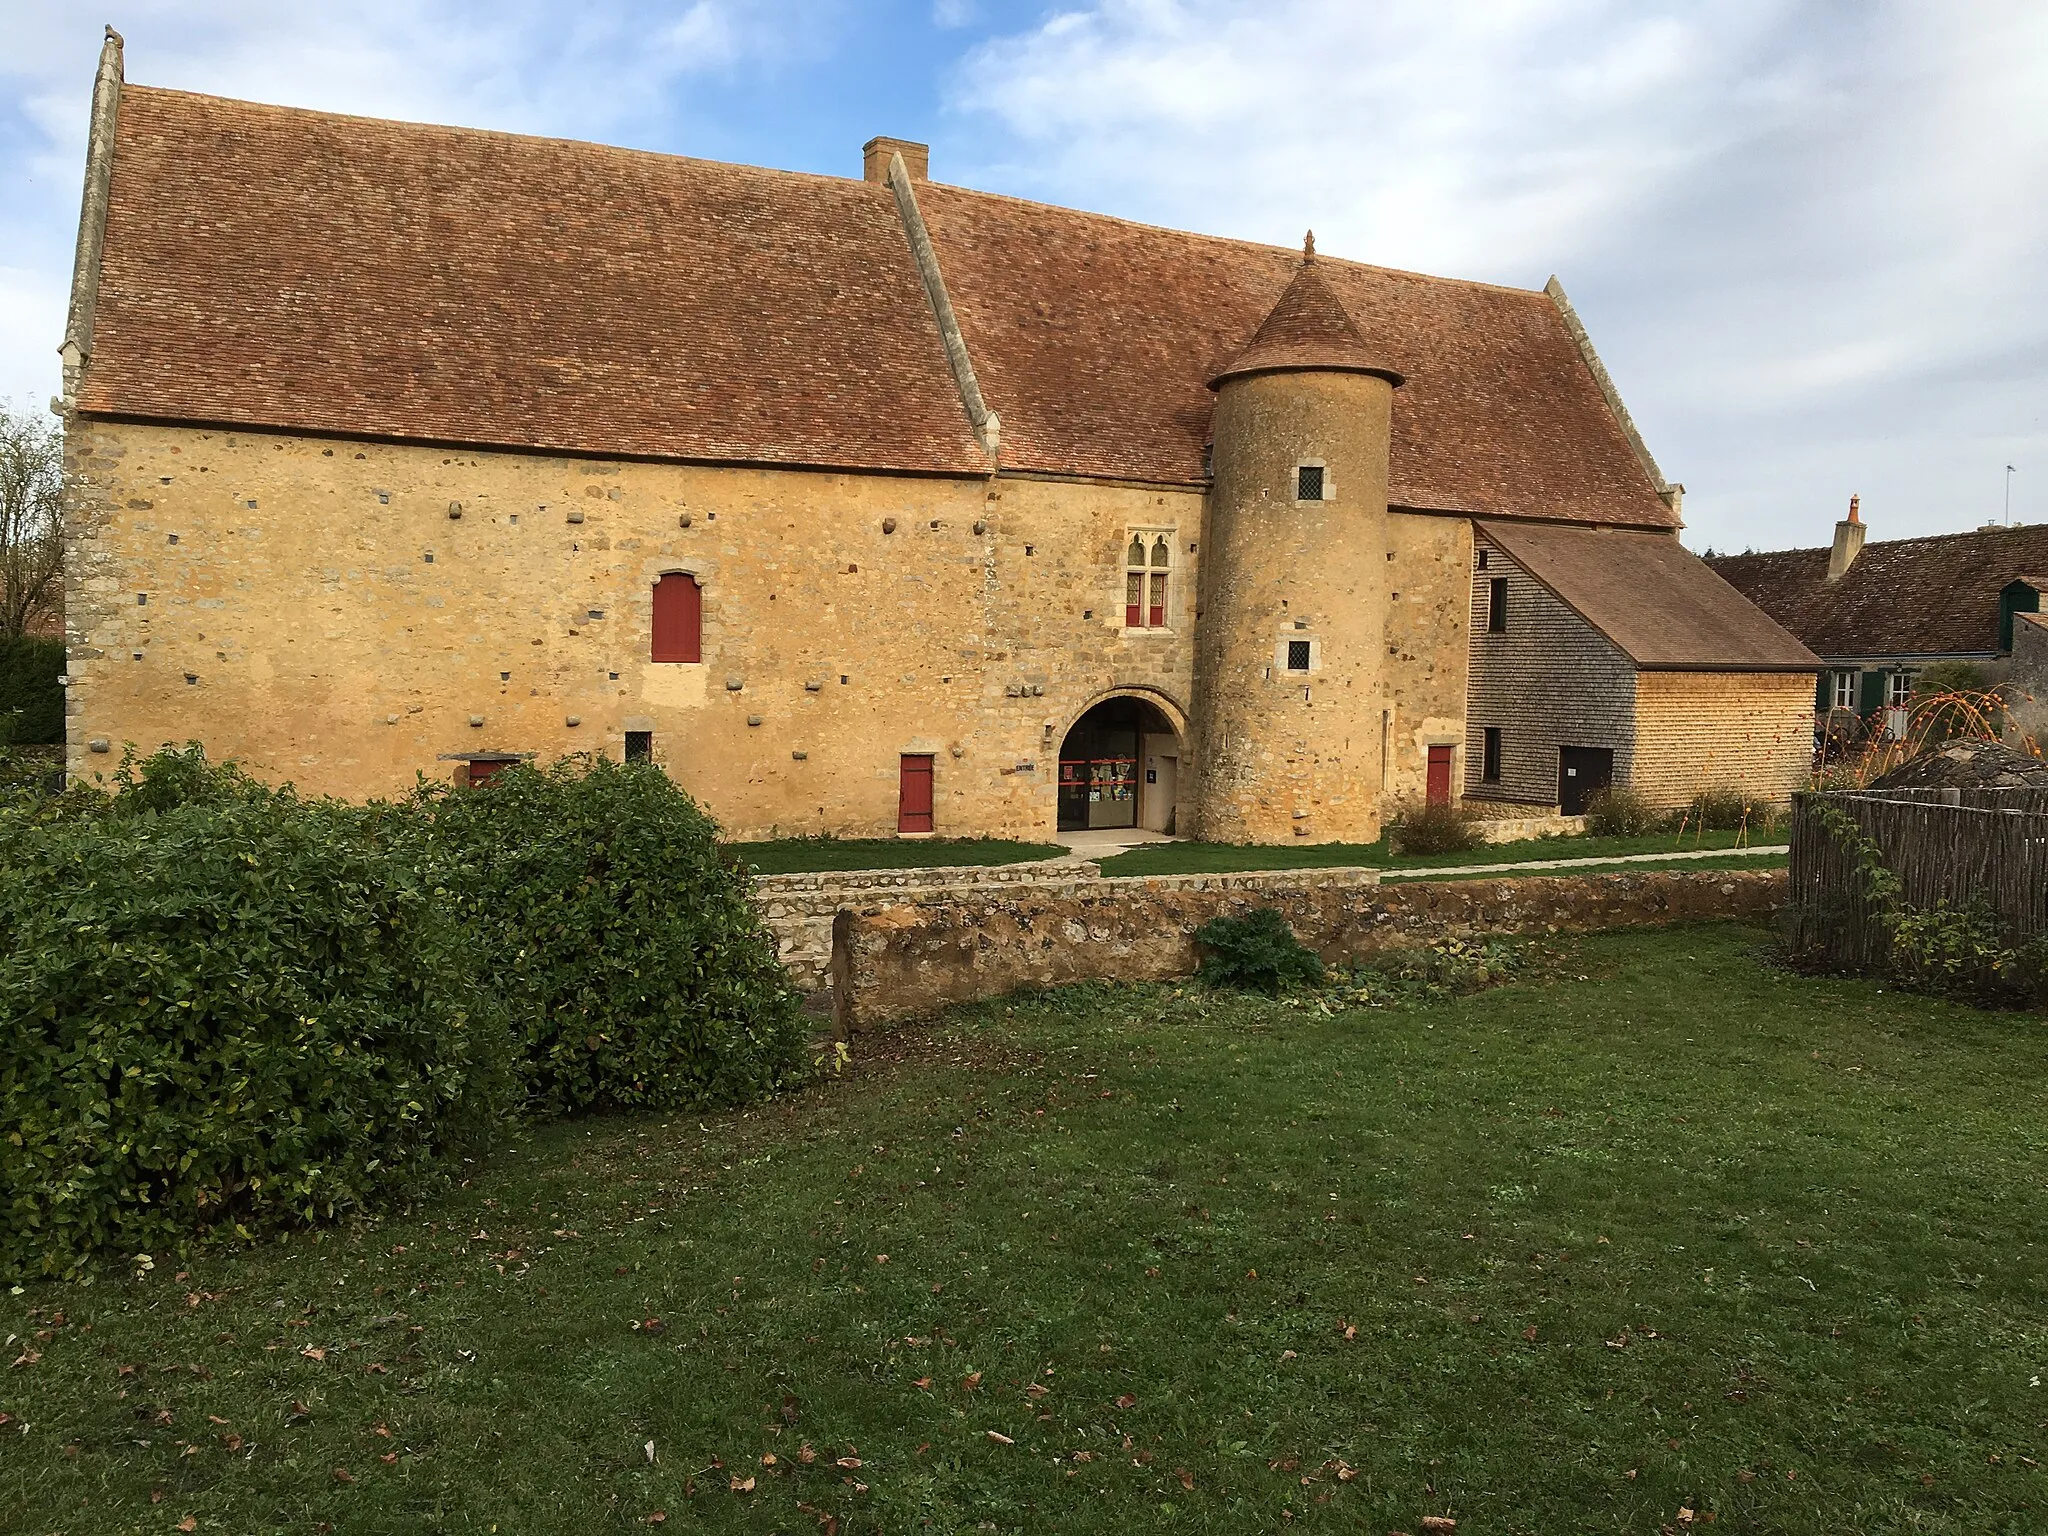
top-left (863, 136), bottom-right (928, 184)
top-left (1827, 493), bottom-right (1866, 582)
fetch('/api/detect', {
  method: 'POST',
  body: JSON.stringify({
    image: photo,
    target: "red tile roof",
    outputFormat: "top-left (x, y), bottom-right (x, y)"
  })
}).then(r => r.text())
top-left (81, 87), bottom-right (987, 475)
top-left (1209, 248), bottom-right (1403, 387)
top-left (1481, 521), bottom-right (1819, 672)
top-left (1709, 524), bottom-right (2048, 658)
top-left (80, 85), bottom-right (1678, 528)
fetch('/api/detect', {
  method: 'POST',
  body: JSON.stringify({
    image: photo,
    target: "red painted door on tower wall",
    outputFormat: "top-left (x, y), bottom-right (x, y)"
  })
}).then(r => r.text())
top-left (1425, 745), bottom-right (1454, 806)
top-left (898, 754), bottom-right (935, 833)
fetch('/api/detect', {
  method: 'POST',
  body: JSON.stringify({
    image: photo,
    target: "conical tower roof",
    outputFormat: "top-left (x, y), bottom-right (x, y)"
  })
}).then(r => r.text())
top-left (1209, 233), bottom-right (1404, 389)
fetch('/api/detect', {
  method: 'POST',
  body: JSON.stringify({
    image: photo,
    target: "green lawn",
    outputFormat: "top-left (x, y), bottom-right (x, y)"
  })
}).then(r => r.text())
top-left (733, 836), bottom-right (1066, 874)
top-left (7, 923), bottom-right (2044, 1534)
top-left (1095, 826), bottom-right (1769, 877)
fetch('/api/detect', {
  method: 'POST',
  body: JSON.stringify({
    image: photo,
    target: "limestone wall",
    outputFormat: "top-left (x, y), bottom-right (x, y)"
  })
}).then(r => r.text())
top-left (830, 865), bottom-right (1785, 1026)
top-left (61, 419), bottom-right (1205, 839)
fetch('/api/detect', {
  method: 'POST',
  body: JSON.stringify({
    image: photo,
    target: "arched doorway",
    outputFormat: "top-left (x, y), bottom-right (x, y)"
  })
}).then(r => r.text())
top-left (1057, 694), bottom-right (1184, 834)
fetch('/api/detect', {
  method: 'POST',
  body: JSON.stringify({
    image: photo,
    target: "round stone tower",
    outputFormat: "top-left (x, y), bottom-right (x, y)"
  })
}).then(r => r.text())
top-left (1189, 234), bottom-right (1404, 844)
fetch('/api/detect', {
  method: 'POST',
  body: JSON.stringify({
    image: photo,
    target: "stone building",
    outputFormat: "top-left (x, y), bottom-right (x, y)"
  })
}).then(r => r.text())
top-left (56, 32), bottom-right (1817, 841)
top-left (1712, 498), bottom-right (2048, 742)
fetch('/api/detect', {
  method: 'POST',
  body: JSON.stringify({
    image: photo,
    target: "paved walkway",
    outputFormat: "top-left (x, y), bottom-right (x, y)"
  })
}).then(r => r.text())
top-left (1377, 845), bottom-right (1789, 880)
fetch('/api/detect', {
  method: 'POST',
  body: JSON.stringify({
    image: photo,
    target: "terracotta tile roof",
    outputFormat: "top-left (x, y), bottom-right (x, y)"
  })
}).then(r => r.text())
top-left (1707, 525), bottom-right (2048, 659)
top-left (81, 84), bottom-right (1678, 527)
top-left (909, 185), bottom-right (1675, 521)
top-left (80, 87), bottom-right (987, 474)
top-left (1481, 521), bottom-right (1819, 672)
top-left (1209, 246), bottom-right (1403, 387)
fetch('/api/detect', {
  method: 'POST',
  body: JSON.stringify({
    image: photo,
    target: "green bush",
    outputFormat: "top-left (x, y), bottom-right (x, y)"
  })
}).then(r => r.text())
top-left (1195, 908), bottom-right (1325, 995)
top-left (0, 772), bottom-right (511, 1279)
top-left (416, 755), bottom-right (807, 1115)
top-left (1388, 800), bottom-right (1479, 856)
top-left (1584, 785), bottom-right (1659, 837)
top-left (0, 636), bottom-right (63, 746)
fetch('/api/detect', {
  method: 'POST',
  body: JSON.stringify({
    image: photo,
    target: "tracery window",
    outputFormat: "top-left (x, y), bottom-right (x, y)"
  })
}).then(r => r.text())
top-left (1125, 533), bottom-right (1172, 629)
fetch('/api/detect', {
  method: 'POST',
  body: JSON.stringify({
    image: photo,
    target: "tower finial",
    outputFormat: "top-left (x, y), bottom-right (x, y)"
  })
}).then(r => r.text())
top-left (1302, 230), bottom-right (1315, 263)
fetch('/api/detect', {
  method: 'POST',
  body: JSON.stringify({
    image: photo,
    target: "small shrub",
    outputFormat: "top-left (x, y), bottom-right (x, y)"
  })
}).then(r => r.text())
top-left (1584, 785), bottom-right (1658, 837)
top-left (0, 779), bottom-right (511, 1279)
top-left (1389, 800), bottom-right (1479, 856)
top-left (1677, 786), bottom-right (1762, 832)
top-left (417, 756), bottom-right (808, 1114)
top-left (1195, 908), bottom-right (1325, 995)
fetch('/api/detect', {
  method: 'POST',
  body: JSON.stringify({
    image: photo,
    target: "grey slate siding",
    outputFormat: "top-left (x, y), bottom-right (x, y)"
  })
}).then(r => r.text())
top-left (1465, 534), bottom-right (1637, 805)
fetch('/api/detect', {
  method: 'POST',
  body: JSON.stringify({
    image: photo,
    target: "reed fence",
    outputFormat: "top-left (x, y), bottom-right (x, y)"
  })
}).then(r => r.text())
top-left (1787, 787), bottom-right (2048, 973)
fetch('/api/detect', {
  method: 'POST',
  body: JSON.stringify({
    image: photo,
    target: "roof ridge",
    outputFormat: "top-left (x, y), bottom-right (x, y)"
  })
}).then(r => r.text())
top-left (118, 82), bottom-right (888, 197)
top-left (919, 177), bottom-right (1549, 297)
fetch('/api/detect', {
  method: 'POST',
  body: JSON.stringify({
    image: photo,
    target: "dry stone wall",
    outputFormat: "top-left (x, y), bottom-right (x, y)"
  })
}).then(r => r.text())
top-left (809, 864), bottom-right (1784, 1027)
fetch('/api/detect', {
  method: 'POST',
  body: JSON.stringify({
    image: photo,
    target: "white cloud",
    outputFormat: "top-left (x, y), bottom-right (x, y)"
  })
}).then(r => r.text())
top-left (947, 0), bottom-right (2048, 549)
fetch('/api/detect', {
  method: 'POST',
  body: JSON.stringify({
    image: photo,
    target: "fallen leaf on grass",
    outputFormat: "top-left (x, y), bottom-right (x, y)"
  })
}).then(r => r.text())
top-left (835, 1456), bottom-right (862, 1469)
top-left (731, 1475), bottom-right (756, 1493)
top-left (643, 1513), bottom-right (666, 1526)
top-left (961, 1371), bottom-right (982, 1390)
top-left (1522, 1326), bottom-right (1539, 1342)
top-left (1114, 1393), bottom-right (1137, 1410)
top-left (1420, 1518), bottom-right (1457, 1533)
top-left (1175, 1468), bottom-right (1194, 1490)
top-left (798, 1444), bottom-right (817, 1464)
top-left (986, 1431), bottom-right (1014, 1445)
top-left (379, 1452), bottom-right (398, 1465)
top-left (332, 1467), bottom-right (354, 1484)
top-left (913, 1377), bottom-right (932, 1389)
top-left (300, 1347), bottom-right (326, 1362)
top-left (177, 1519), bottom-right (197, 1532)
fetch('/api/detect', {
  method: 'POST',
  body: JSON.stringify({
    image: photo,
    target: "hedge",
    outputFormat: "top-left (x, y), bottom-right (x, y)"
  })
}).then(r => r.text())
top-left (415, 756), bottom-right (806, 1115)
top-left (0, 635), bottom-right (63, 745)
top-left (0, 747), bottom-right (807, 1278)
top-left (0, 760), bottom-right (510, 1278)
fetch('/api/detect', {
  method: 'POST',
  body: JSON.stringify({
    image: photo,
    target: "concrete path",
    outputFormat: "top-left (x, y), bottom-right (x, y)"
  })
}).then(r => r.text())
top-left (1377, 845), bottom-right (1789, 881)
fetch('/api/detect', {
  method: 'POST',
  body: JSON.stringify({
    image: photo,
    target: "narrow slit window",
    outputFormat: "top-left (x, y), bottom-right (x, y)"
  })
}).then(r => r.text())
top-left (1487, 577), bottom-right (1509, 633)
top-left (1296, 464), bottom-right (1325, 501)
top-left (1482, 726), bottom-right (1502, 783)
top-left (651, 572), bottom-right (703, 663)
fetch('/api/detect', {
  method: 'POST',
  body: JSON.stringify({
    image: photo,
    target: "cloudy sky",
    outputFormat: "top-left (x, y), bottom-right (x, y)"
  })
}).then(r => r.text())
top-left (3, 0), bottom-right (2041, 553)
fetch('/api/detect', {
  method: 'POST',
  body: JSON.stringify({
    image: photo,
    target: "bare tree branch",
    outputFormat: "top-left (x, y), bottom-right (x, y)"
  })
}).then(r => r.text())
top-left (0, 402), bottom-right (64, 641)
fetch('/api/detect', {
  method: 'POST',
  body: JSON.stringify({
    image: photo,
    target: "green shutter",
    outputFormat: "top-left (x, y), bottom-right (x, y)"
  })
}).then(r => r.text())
top-left (1814, 672), bottom-right (1830, 711)
top-left (1859, 669), bottom-right (1885, 715)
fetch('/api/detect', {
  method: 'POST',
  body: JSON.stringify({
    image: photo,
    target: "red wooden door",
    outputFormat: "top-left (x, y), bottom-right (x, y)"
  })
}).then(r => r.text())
top-left (1425, 744), bottom-right (1454, 806)
top-left (651, 573), bottom-right (702, 663)
top-left (467, 758), bottom-right (510, 787)
top-left (898, 754), bottom-right (935, 833)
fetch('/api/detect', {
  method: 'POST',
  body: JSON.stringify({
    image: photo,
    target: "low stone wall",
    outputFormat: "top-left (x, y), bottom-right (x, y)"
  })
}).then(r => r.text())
top-left (753, 858), bottom-right (1087, 994)
top-left (1471, 813), bottom-right (1586, 843)
top-left (834, 867), bottom-right (1785, 1028)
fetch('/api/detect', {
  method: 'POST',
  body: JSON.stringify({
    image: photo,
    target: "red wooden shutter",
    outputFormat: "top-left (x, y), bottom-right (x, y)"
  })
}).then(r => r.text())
top-left (1124, 572), bottom-right (1142, 629)
top-left (1148, 572), bottom-right (1166, 629)
top-left (898, 754), bottom-right (935, 833)
top-left (1426, 745), bottom-right (1454, 806)
top-left (651, 573), bottom-right (702, 663)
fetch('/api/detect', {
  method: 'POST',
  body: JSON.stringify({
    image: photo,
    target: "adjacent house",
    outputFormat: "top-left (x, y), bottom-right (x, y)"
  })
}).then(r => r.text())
top-left (56, 30), bottom-right (1818, 841)
top-left (1709, 499), bottom-right (2048, 739)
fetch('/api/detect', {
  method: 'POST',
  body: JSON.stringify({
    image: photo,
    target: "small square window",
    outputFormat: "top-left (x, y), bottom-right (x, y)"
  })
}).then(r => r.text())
top-left (1477, 548), bottom-right (1489, 570)
top-left (1296, 465), bottom-right (1325, 501)
top-left (625, 731), bottom-right (653, 763)
top-left (1286, 639), bottom-right (1312, 672)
